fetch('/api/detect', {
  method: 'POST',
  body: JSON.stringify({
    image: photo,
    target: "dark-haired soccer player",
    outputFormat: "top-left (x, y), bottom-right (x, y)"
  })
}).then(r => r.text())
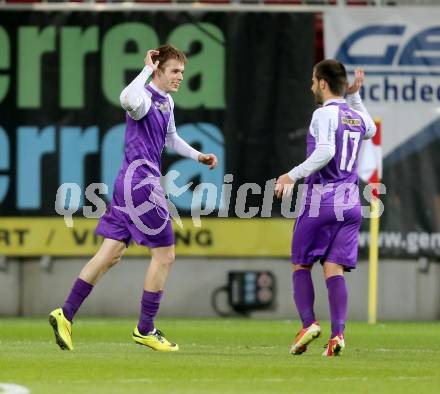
top-left (49, 45), bottom-right (217, 352)
top-left (275, 61), bottom-right (376, 356)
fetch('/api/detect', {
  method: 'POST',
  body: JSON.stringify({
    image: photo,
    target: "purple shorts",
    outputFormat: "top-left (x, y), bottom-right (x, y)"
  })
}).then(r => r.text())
top-left (291, 204), bottom-right (362, 270)
top-left (96, 176), bottom-right (174, 248)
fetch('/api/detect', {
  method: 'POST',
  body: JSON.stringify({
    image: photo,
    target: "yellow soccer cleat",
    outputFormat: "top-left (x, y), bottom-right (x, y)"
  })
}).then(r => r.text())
top-left (290, 322), bottom-right (321, 355)
top-left (49, 308), bottom-right (74, 350)
top-left (132, 326), bottom-right (179, 352)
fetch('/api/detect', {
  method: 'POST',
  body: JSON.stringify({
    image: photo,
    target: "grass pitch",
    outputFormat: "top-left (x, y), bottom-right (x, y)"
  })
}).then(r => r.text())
top-left (1, 318), bottom-right (439, 394)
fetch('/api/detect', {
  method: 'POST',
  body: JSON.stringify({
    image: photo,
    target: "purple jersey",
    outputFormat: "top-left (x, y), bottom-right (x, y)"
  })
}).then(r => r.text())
top-left (120, 84), bottom-right (171, 179)
top-left (96, 83), bottom-right (174, 248)
top-left (291, 97), bottom-right (376, 269)
top-left (302, 100), bottom-right (370, 207)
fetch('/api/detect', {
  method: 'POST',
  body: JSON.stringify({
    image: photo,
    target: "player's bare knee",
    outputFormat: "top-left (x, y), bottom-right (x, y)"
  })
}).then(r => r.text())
top-left (109, 254), bottom-right (122, 268)
top-left (159, 251), bottom-right (175, 268)
top-left (99, 250), bottom-right (123, 269)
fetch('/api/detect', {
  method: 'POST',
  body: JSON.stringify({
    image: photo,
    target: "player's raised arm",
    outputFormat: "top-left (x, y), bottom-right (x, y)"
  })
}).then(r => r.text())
top-left (119, 50), bottom-right (158, 121)
top-left (346, 68), bottom-right (376, 140)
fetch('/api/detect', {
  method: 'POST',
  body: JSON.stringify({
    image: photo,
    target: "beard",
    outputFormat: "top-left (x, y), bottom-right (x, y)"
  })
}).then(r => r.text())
top-left (314, 89), bottom-right (323, 105)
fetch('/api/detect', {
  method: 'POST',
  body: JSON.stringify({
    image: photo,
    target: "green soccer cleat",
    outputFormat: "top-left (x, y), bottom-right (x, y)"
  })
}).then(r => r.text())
top-left (322, 334), bottom-right (345, 357)
top-left (290, 322), bottom-right (321, 355)
top-left (132, 326), bottom-right (179, 352)
top-left (49, 308), bottom-right (74, 350)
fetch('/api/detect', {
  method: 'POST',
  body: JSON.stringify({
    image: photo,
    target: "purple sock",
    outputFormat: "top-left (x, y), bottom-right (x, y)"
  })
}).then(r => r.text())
top-left (326, 275), bottom-right (348, 337)
top-left (137, 290), bottom-right (163, 335)
top-left (62, 278), bottom-right (94, 322)
top-left (292, 269), bottom-right (315, 328)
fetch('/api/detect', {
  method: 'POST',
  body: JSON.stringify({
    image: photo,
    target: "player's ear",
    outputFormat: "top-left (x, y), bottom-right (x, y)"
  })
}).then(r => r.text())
top-left (153, 68), bottom-right (161, 78)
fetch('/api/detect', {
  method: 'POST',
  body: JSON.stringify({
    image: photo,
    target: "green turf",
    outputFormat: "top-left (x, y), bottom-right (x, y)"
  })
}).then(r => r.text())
top-left (0, 318), bottom-right (439, 394)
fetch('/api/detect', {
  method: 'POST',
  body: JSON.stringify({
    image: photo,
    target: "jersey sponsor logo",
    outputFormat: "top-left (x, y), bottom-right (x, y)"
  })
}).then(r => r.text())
top-left (154, 101), bottom-right (171, 113)
top-left (342, 117), bottom-right (361, 127)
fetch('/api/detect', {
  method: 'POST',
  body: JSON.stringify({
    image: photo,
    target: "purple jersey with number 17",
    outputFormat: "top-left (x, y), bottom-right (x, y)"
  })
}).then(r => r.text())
top-left (302, 99), bottom-right (370, 207)
top-left (292, 98), bottom-right (375, 269)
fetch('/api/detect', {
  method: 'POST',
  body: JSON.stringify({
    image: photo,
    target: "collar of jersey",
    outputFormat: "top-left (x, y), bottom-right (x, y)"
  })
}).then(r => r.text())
top-left (148, 82), bottom-right (168, 98)
top-left (323, 98), bottom-right (345, 106)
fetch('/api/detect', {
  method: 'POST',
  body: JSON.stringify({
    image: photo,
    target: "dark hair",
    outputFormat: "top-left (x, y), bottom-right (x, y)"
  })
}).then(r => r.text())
top-left (314, 59), bottom-right (347, 96)
top-left (152, 44), bottom-right (187, 71)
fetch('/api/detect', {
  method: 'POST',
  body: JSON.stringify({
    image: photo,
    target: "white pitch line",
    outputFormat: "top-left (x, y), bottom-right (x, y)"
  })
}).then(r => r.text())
top-left (117, 377), bottom-right (304, 384)
top-left (0, 383), bottom-right (30, 394)
top-left (392, 376), bottom-right (433, 381)
top-left (372, 348), bottom-right (439, 354)
top-left (118, 379), bottom-right (154, 384)
top-left (321, 376), bottom-right (435, 382)
top-left (322, 377), bottom-right (369, 382)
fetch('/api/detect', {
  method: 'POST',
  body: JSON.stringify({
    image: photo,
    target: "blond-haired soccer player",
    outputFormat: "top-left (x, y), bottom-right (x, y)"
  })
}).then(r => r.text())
top-left (49, 45), bottom-right (217, 352)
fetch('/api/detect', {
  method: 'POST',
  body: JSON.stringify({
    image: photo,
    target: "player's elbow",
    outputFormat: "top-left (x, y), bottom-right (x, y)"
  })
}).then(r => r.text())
top-left (322, 145), bottom-right (336, 161)
top-left (119, 91), bottom-right (134, 112)
top-left (312, 145), bottom-right (335, 171)
top-left (329, 145), bottom-right (336, 158)
top-left (363, 123), bottom-right (377, 140)
top-left (370, 123), bottom-right (377, 138)
top-left (119, 93), bottom-right (129, 110)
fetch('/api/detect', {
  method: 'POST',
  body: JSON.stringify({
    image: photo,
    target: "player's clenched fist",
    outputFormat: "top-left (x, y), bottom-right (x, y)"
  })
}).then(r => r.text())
top-left (198, 153), bottom-right (218, 170)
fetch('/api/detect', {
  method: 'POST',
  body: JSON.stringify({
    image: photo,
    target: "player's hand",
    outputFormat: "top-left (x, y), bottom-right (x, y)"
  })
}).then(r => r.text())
top-left (198, 153), bottom-right (218, 170)
top-left (346, 67), bottom-right (364, 95)
top-left (274, 173), bottom-right (295, 199)
top-left (144, 49), bottom-right (160, 71)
